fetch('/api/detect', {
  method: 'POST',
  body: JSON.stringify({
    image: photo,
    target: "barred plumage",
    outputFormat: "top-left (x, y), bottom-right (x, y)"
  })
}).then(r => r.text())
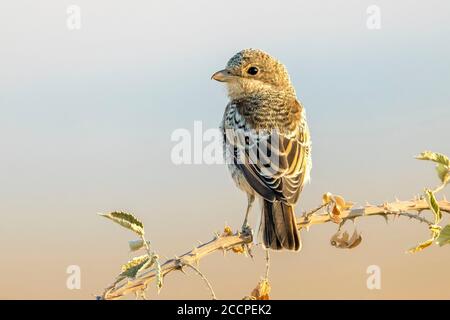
top-left (214, 49), bottom-right (311, 251)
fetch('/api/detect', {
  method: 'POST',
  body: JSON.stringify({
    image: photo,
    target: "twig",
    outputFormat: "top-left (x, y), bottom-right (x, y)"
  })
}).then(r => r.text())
top-left (101, 198), bottom-right (450, 300)
top-left (102, 231), bottom-right (252, 299)
top-left (296, 199), bottom-right (449, 228)
top-left (303, 202), bottom-right (328, 220)
top-left (185, 264), bottom-right (217, 300)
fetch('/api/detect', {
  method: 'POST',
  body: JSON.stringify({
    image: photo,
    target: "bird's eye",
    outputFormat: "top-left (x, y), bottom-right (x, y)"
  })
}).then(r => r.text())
top-left (247, 66), bottom-right (259, 75)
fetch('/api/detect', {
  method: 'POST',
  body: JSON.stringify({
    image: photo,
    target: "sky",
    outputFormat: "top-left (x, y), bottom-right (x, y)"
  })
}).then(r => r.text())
top-left (0, 0), bottom-right (449, 299)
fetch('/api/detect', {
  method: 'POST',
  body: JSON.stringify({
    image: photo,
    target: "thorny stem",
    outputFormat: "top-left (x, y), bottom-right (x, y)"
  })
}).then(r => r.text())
top-left (185, 264), bottom-right (217, 300)
top-left (303, 202), bottom-right (328, 221)
top-left (393, 212), bottom-right (432, 225)
top-left (101, 197), bottom-right (450, 300)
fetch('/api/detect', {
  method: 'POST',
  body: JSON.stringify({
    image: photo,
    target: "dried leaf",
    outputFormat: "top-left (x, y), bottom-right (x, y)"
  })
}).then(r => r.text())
top-left (232, 245), bottom-right (245, 254)
top-left (341, 231), bottom-right (350, 242)
top-left (322, 192), bottom-right (333, 204)
top-left (330, 229), bottom-right (362, 249)
top-left (334, 195), bottom-right (346, 208)
top-left (342, 201), bottom-right (355, 210)
top-left (324, 193), bottom-right (353, 224)
top-left (347, 231), bottom-right (363, 249)
top-left (223, 226), bottom-right (233, 236)
top-left (408, 239), bottom-right (434, 254)
top-left (99, 211), bottom-right (145, 236)
top-left (330, 205), bottom-right (343, 224)
top-left (250, 279), bottom-right (271, 300)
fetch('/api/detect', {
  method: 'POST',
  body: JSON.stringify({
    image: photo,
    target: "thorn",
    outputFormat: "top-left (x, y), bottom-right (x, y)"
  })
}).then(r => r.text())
top-left (395, 196), bottom-right (400, 202)
top-left (214, 231), bottom-right (220, 239)
top-left (444, 195), bottom-right (448, 202)
top-left (197, 240), bottom-right (203, 245)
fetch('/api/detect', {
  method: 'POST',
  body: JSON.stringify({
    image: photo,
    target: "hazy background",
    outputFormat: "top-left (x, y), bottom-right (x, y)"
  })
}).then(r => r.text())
top-left (1, 0), bottom-right (449, 299)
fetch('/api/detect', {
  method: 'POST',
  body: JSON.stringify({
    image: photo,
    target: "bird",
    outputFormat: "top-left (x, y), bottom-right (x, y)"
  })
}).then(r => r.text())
top-left (212, 48), bottom-right (312, 251)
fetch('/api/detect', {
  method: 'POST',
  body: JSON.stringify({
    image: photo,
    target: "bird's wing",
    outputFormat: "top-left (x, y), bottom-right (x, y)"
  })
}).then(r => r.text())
top-left (229, 101), bottom-right (311, 205)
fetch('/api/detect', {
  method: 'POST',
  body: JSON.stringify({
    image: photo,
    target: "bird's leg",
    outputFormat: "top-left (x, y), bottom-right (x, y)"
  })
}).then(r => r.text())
top-left (241, 194), bottom-right (255, 235)
top-left (241, 194), bottom-right (256, 259)
top-left (264, 249), bottom-right (270, 280)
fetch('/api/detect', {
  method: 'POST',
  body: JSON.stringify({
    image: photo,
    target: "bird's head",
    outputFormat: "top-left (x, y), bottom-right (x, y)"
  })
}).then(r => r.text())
top-left (212, 48), bottom-right (295, 100)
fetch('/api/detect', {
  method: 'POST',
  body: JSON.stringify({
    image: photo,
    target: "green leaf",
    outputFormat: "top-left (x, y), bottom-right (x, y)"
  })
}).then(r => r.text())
top-left (120, 255), bottom-right (154, 279)
top-left (425, 189), bottom-right (442, 225)
top-left (436, 164), bottom-right (450, 184)
top-left (416, 151), bottom-right (449, 167)
top-left (99, 211), bottom-right (145, 236)
top-left (129, 239), bottom-right (150, 252)
top-left (436, 225), bottom-right (450, 247)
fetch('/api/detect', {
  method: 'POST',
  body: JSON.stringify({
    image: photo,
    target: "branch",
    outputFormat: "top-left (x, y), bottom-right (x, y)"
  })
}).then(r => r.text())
top-left (298, 198), bottom-right (450, 228)
top-left (101, 197), bottom-right (450, 300)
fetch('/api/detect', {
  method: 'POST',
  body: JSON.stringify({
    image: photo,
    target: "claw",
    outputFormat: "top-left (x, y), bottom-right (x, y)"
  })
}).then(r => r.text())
top-left (241, 224), bottom-right (253, 237)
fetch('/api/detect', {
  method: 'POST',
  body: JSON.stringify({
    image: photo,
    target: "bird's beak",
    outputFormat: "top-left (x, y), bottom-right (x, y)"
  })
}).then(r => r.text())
top-left (211, 69), bottom-right (233, 82)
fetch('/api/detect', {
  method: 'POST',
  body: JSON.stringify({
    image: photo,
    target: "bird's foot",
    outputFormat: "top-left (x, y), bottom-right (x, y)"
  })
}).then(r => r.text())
top-left (241, 223), bottom-right (253, 237)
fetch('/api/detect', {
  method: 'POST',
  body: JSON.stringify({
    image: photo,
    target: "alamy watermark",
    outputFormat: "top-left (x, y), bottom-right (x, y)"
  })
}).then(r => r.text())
top-left (66, 265), bottom-right (81, 290)
top-left (366, 5), bottom-right (381, 30)
top-left (66, 5), bottom-right (81, 30)
top-left (170, 121), bottom-right (286, 171)
top-left (366, 265), bottom-right (381, 290)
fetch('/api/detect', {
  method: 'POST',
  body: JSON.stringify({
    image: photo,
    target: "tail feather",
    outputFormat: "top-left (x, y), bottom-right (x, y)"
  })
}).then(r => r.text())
top-left (262, 200), bottom-right (301, 251)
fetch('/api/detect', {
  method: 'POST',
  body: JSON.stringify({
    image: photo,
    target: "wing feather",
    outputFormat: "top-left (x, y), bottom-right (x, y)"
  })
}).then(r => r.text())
top-left (228, 101), bottom-right (310, 205)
